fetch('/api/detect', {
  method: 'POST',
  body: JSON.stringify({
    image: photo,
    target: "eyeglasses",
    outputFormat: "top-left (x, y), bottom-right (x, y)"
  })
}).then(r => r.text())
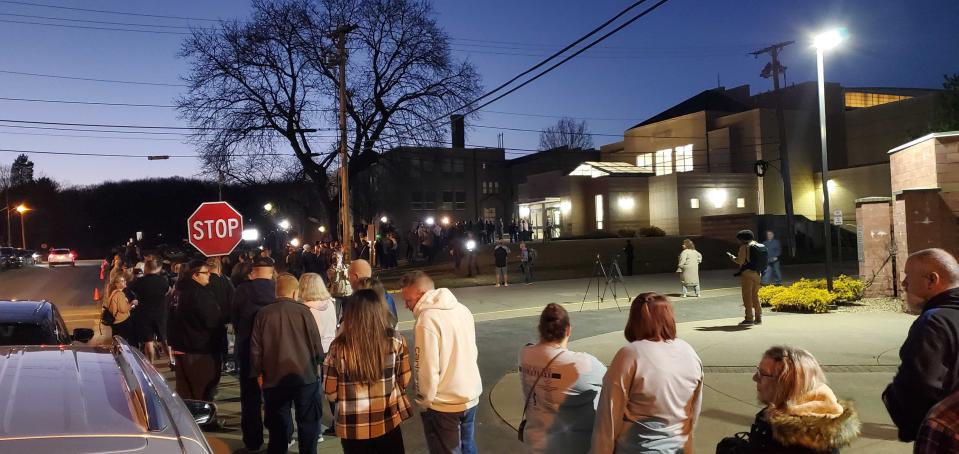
top-left (754, 367), bottom-right (776, 379)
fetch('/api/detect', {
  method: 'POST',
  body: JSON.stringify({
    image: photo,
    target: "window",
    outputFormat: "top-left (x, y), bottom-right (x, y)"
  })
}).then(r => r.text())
top-left (453, 159), bottom-right (465, 174)
top-left (455, 191), bottom-right (466, 210)
top-left (424, 192), bottom-right (435, 210)
top-left (844, 91), bottom-right (911, 109)
top-left (675, 144), bottom-right (693, 172)
top-left (690, 198), bottom-right (700, 209)
top-left (595, 194), bottom-right (604, 230)
top-left (493, 181), bottom-right (500, 193)
top-left (442, 191), bottom-right (454, 210)
top-left (411, 191), bottom-right (422, 210)
top-left (484, 207), bottom-right (496, 220)
top-left (636, 153), bottom-right (653, 173)
top-left (655, 148), bottom-right (672, 175)
top-left (441, 159), bottom-right (452, 173)
top-left (482, 182), bottom-right (488, 194)
top-left (736, 198), bottom-right (746, 208)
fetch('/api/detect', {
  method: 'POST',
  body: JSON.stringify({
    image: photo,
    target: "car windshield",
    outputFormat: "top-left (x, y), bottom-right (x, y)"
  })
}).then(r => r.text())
top-left (52, 249), bottom-right (70, 254)
top-left (0, 323), bottom-right (47, 346)
top-left (0, 248), bottom-right (13, 255)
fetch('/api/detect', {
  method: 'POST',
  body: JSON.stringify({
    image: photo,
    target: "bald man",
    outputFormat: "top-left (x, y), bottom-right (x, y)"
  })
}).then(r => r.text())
top-left (884, 248), bottom-right (959, 442)
top-left (348, 259), bottom-right (397, 319)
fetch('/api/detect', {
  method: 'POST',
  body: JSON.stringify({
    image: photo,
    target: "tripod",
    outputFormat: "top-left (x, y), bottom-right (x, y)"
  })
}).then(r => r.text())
top-left (605, 252), bottom-right (631, 309)
top-left (580, 254), bottom-right (626, 312)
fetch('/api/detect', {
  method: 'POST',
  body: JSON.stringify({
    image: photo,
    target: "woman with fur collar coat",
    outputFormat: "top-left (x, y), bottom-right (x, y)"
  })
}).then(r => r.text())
top-left (745, 346), bottom-right (861, 453)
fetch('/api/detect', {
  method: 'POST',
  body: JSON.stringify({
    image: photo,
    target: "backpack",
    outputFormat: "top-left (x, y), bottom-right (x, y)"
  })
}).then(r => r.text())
top-left (528, 248), bottom-right (538, 264)
top-left (748, 243), bottom-right (768, 274)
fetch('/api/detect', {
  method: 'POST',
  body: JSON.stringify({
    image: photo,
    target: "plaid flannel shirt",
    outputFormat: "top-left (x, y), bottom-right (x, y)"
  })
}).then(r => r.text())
top-left (323, 332), bottom-right (413, 439)
top-left (916, 391), bottom-right (959, 453)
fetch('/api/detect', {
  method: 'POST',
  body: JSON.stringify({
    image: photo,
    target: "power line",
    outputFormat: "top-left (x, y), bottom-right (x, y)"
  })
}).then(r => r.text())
top-left (0, 12), bottom-right (206, 29)
top-left (0, 118), bottom-right (336, 131)
top-left (0, 69), bottom-right (185, 87)
top-left (0, 18), bottom-right (190, 35)
top-left (0, 0), bottom-right (220, 22)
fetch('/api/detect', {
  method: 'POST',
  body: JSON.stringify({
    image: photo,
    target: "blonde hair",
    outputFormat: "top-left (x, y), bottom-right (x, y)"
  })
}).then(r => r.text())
top-left (298, 273), bottom-right (331, 301)
top-left (764, 346), bottom-right (828, 409)
top-left (682, 239), bottom-right (696, 250)
top-left (275, 273), bottom-right (299, 298)
top-left (106, 274), bottom-right (127, 297)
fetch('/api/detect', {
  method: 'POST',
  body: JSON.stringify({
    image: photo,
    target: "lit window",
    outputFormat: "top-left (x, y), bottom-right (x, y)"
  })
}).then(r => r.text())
top-left (736, 198), bottom-right (745, 208)
top-left (595, 194), bottom-right (604, 230)
top-left (655, 149), bottom-right (672, 176)
top-left (675, 144), bottom-right (693, 172)
top-left (494, 182), bottom-right (499, 193)
top-left (636, 153), bottom-right (653, 173)
top-left (482, 182), bottom-right (488, 194)
top-left (690, 198), bottom-right (700, 209)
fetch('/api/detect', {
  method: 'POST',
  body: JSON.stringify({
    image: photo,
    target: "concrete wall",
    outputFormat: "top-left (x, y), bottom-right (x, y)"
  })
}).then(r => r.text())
top-left (813, 163), bottom-right (892, 224)
top-left (676, 173), bottom-right (758, 235)
top-left (856, 198), bottom-right (895, 297)
top-left (648, 174), bottom-right (679, 234)
top-left (606, 177), bottom-right (650, 233)
top-left (845, 95), bottom-right (938, 168)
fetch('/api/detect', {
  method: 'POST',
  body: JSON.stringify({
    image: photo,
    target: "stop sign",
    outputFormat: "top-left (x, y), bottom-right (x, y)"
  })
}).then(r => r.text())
top-left (187, 202), bottom-right (244, 257)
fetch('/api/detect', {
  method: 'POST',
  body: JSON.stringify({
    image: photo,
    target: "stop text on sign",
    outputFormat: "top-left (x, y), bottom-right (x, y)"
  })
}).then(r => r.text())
top-left (192, 218), bottom-right (241, 241)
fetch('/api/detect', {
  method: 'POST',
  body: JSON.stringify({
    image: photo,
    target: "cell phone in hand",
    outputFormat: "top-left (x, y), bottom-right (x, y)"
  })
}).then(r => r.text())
top-left (726, 251), bottom-right (736, 258)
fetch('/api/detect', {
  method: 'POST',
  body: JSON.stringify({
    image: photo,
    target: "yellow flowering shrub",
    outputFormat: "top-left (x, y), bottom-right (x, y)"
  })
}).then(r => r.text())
top-left (757, 275), bottom-right (863, 313)
top-left (758, 285), bottom-right (787, 306)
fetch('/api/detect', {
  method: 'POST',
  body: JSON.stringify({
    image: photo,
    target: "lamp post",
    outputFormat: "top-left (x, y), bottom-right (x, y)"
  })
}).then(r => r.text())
top-left (813, 28), bottom-right (844, 292)
top-left (15, 204), bottom-right (29, 249)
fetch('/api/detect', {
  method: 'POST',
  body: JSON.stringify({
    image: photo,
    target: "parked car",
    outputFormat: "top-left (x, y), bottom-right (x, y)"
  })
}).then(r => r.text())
top-left (47, 248), bottom-right (77, 267)
top-left (0, 246), bottom-right (19, 269)
top-left (0, 300), bottom-right (94, 346)
top-left (0, 338), bottom-right (216, 452)
top-left (14, 249), bottom-right (37, 266)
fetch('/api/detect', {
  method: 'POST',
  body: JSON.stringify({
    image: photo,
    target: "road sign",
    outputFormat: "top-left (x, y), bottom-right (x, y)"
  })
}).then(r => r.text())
top-left (832, 209), bottom-right (843, 226)
top-left (187, 202), bottom-right (244, 257)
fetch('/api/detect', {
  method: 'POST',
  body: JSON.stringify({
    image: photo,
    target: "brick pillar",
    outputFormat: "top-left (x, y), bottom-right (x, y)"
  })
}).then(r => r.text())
top-left (856, 197), bottom-right (894, 297)
top-left (894, 188), bottom-right (959, 281)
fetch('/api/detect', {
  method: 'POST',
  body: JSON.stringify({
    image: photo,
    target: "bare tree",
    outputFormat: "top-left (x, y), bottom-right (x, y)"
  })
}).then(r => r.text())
top-left (0, 165), bottom-right (10, 246)
top-left (178, 0), bottom-right (481, 228)
top-left (538, 117), bottom-right (594, 151)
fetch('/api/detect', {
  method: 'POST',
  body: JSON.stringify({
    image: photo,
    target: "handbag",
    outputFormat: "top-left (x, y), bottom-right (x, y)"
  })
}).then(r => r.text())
top-left (716, 432), bottom-right (752, 454)
top-left (518, 350), bottom-right (564, 442)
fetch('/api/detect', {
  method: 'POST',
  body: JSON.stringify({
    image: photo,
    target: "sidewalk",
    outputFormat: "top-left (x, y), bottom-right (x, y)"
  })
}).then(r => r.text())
top-left (489, 311), bottom-right (916, 453)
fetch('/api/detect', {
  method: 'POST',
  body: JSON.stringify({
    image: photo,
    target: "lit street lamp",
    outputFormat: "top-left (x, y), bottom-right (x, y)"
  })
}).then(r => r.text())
top-left (15, 204), bottom-right (29, 249)
top-left (425, 217), bottom-right (435, 226)
top-left (263, 202), bottom-right (274, 212)
top-left (380, 216), bottom-right (388, 224)
top-left (278, 219), bottom-right (291, 230)
top-left (813, 28), bottom-right (845, 292)
top-left (319, 226), bottom-right (326, 233)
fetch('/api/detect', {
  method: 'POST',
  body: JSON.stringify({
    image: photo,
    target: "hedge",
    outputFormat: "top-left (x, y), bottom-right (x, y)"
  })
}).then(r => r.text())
top-left (758, 275), bottom-right (864, 314)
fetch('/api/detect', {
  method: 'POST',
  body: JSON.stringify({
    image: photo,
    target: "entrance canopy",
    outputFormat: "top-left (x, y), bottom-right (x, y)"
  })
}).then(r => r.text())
top-left (569, 161), bottom-right (652, 178)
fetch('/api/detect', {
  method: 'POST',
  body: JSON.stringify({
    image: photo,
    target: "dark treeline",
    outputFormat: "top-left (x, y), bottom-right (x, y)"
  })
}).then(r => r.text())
top-left (2, 177), bottom-right (327, 259)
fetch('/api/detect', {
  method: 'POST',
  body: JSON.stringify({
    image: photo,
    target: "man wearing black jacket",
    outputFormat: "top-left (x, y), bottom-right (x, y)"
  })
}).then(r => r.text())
top-left (205, 257), bottom-right (234, 370)
top-left (232, 256), bottom-right (277, 453)
top-left (884, 248), bottom-right (959, 442)
top-left (170, 259), bottom-right (222, 401)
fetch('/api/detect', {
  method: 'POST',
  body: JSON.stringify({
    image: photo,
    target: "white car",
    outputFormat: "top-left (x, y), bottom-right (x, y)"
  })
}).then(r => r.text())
top-left (47, 248), bottom-right (76, 267)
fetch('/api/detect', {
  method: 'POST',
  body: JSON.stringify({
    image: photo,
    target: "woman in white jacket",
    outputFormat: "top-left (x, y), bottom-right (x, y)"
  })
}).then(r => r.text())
top-left (591, 292), bottom-right (703, 454)
top-left (677, 239), bottom-right (703, 297)
top-left (298, 272), bottom-right (337, 353)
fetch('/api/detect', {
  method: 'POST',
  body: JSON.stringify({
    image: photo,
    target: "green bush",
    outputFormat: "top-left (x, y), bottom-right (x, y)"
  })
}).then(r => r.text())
top-left (639, 226), bottom-right (666, 237)
top-left (617, 228), bottom-right (637, 238)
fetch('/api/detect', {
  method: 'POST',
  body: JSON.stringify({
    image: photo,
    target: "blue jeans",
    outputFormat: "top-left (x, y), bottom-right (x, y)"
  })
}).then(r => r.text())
top-left (263, 381), bottom-right (322, 454)
top-left (763, 260), bottom-right (783, 285)
top-left (421, 406), bottom-right (477, 454)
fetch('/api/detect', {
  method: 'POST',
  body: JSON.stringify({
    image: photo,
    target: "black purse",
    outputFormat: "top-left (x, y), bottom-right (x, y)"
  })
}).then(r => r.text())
top-left (716, 432), bottom-right (752, 454)
top-left (518, 350), bottom-right (564, 442)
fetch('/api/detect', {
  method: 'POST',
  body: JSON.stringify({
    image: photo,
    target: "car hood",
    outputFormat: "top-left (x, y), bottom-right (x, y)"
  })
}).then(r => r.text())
top-left (0, 346), bottom-right (145, 438)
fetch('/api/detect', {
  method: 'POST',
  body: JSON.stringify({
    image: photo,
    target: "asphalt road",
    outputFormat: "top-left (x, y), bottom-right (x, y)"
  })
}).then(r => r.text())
top-left (0, 259), bottom-right (102, 306)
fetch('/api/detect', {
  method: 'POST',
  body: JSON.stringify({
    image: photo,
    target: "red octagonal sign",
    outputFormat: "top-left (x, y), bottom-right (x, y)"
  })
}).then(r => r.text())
top-left (187, 202), bottom-right (244, 257)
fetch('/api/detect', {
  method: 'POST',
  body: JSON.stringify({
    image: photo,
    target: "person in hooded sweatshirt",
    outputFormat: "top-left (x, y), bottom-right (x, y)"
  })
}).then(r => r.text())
top-left (232, 255), bottom-right (277, 453)
top-left (400, 271), bottom-right (482, 454)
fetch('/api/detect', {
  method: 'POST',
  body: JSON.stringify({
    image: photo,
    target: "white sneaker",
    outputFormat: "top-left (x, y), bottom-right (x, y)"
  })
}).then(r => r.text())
top-left (495, 283), bottom-right (501, 287)
top-left (504, 283), bottom-right (509, 287)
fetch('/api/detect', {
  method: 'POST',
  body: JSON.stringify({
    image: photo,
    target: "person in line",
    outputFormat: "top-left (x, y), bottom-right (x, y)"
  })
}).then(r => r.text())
top-left (519, 241), bottom-right (536, 285)
top-left (328, 250), bottom-right (353, 315)
top-left (591, 292), bottom-right (703, 454)
top-left (677, 239), bottom-right (703, 298)
top-left (762, 230), bottom-right (784, 285)
top-left (205, 257), bottom-right (234, 375)
top-left (723, 346), bottom-right (860, 453)
top-left (324, 289), bottom-right (413, 453)
top-left (349, 259), bottom-right (397, 319)
top-left (170, 259), bottom-right (222, 401)
top-left (915, 389), bottom-right (959, 453)
top-left (883, 248), bottom-right (959, 442)
top-left (519, 303), bottom-right (605, 454)
top-left (493, 240), bottom-right (510, 287)
top-left (298, 273), bottom-right (337, 354)
top-left (730, 229), bottom-right (767, 325)
top-left (232, 256), bottom-right (277, 453)
top-left (354, 276), bottom-right (399, 327)
top-left (400, 271), bottom-right (482, 454)
top-left (623, 239), bottom-right (635, 276)
top-left (105, 274), bottom-right (136, 343)
top-left (250, 273), bottom-right (325, 454)
top-left (130, 258), bottom-right (171, 362)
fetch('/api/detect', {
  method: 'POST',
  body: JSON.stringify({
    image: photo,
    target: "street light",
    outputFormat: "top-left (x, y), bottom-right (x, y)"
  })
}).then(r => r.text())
top-left (425, 217), bottom-right (435, 226)
top-left (813, 27), bottom-right (845, 292)
top-left (263, 202), bottom-right (274, 212)
top-left (15, 204), bottom-right (29, 249)
top-left (441, 216), bottom-right (450, 225)
top-left (278, 219), bottom-right (291, 230)
top-left (319, 226), bottom-right (326, 233)
top-left (380, 216), bottom-right (388, 224)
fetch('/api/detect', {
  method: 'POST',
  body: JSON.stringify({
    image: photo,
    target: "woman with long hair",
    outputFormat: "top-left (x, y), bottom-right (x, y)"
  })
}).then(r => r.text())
top-left (723, 346), bottom-right (860, 453)
top-left (323, 289), bottom-right (412, 453)
top-left (591, 292), bottom-right (703, 453)
top-left (353, 276), bottom-right (398, 325)
top-left (104, 274), bottom-right (136, 343)
top-left (677, 239), bottom-right (703, 297)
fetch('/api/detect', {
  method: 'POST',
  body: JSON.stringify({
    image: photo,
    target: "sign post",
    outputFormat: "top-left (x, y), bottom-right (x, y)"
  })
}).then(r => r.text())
top-left (833, 209), bottom-right (843, 264)
top-left (187, 202), bottom-right (244, 257)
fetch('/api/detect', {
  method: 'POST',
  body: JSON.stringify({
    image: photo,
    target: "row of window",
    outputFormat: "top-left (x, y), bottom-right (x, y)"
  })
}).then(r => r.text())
top-left (411, 191), bottom-right (466, 210)
top-left (482, 181), bottom-right (500, 194)
top-left (689, 197), bottom-right (746, 209)
top-left (636, 144), bottom-right (694, 175)
top-left (409, 158), bottom-right (466, 174)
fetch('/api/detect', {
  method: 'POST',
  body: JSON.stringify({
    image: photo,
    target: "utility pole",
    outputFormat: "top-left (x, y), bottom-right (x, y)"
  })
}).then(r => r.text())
top-left (334, 24), bottom-right (357, 260)
top-left (4, 189), bottom-right (10, 247)
top-left (751, 41), bottom-right (797, 258)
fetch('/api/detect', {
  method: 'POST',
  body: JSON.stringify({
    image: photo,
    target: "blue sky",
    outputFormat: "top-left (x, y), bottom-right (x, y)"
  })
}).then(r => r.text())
top-left (0, 0), bottom-right (956, 186)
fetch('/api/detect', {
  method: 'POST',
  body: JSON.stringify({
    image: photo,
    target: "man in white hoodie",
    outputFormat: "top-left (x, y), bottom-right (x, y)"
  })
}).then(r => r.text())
top-left (400, 271), bottom-right (482, 454)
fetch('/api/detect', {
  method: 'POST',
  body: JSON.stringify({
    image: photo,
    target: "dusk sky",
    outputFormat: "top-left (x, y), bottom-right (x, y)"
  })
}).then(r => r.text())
top-left (0, 0), bottom-right (956, 187)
